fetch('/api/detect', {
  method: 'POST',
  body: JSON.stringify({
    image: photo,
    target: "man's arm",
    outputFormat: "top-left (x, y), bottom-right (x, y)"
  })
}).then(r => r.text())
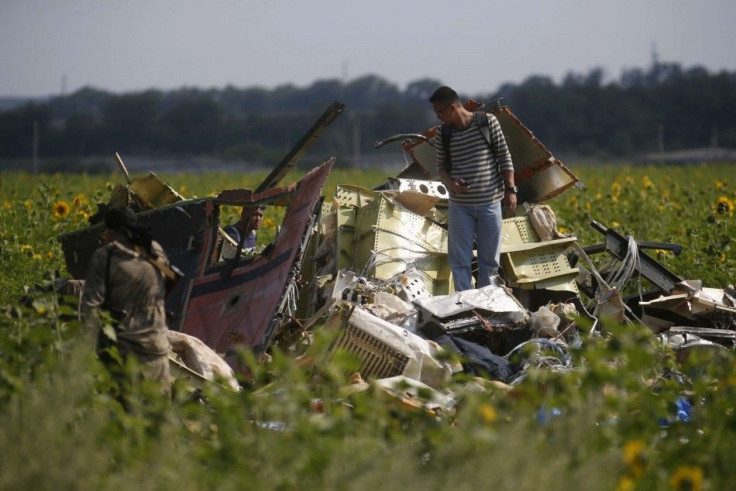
top-left (489, 114), bottom-right (516, 212)
top-left (502, 170), bottom-right (517, 212)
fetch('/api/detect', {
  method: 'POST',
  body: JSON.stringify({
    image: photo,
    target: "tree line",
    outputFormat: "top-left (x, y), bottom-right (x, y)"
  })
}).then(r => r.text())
top-left (1, 61), bottom-right (735, 171)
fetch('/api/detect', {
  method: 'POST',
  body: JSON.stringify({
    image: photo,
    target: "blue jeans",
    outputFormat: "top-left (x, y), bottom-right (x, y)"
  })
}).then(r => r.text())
top-left (448, 201), bottom-right (503, 291)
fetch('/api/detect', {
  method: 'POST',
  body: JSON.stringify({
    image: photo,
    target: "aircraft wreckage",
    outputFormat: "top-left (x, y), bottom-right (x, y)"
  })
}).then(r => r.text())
top-left (58, 100), bottom-right (736, 401)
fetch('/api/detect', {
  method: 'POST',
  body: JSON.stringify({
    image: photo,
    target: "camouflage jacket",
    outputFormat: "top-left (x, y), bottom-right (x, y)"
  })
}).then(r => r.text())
top-left (81, 239), bottom-right (171, 357)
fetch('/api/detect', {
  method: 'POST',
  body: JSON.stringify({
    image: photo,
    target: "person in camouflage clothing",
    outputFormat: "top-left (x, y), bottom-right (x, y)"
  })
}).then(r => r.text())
top-left (81, 206), bottom-right (173, 393)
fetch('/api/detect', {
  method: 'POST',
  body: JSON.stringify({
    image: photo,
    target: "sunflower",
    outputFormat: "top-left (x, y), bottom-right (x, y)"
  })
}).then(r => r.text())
top-left (670, 465), bottom-right (703, 491)
top-left (52, 200), bottom-right (71, 219)
top-left (622, 440), bottom-right (646, 477)
top-left (714, 196), bottom-right (734, 217)
top-left (71, 193), bottom-right (87, 207)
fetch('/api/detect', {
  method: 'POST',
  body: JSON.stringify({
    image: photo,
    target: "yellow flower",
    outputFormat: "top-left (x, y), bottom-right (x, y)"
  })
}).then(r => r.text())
top-left (642, 176), bottom-right (654, 189)
top-left (263, 218), bottom-right (277, 229)
top-left (611, 181), bottom-right (621, 197)
top-left (480, 403), bottom-right (497, 424)
top-left (32, 253), bottom-right (42, 260)
top-left (714, 196), bottom-right (734, 217)
top-left (46, 251), bottom-right (53, 259)
top-left (622, 440), bottom-right (646, 477)
top-left (178, 185), bottom-right (187, 196)
top-left (714, 179), bottom-right (726, 190)
top-left (76, 209), bottom-right (91, 222)
top-left (71, 193), bottom-right (87, 207)
top-left (24, 199), bottom-right (33, 211)
top-left (670, 465), bottom-right (703, 491)
top-left (616, 476), bottom-right (635, 491)
top-left (52, 200), bottom-right (71, 219)
top-left (20, 244), bottom-right (33, 252)
top-left (2, 201), bottom-right (11, 209)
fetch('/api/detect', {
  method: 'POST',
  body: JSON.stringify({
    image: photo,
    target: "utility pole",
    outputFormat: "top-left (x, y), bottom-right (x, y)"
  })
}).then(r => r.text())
top-left (32, 120), bottom-right (39, 175)
top-left (352, 116), bottom-right (361, 169)
top-left (657, 124), bottom-right (664, 165)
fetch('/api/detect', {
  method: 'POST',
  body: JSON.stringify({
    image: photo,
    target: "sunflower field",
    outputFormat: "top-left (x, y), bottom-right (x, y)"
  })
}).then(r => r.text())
top-left (0, 163), bottom-right (734, 490)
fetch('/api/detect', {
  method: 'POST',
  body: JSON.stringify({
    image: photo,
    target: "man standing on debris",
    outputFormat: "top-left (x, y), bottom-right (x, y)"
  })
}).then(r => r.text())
top-left (224, 205), bottom-right (264, 251)
top-left (430, 86), bottom-right (516, 291)
top-left (81, 205), bottom-right (174, 395)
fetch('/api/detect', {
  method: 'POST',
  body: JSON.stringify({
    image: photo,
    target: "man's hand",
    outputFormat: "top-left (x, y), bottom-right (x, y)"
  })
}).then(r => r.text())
top-left (504, 191), bottom-right (517, 212)
top-left (453, 178), bottom-right (470, 194)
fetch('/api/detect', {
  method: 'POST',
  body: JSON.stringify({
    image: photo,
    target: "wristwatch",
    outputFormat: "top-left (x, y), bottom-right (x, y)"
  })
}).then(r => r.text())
top-left (505, 185), bottom-right (518, 194)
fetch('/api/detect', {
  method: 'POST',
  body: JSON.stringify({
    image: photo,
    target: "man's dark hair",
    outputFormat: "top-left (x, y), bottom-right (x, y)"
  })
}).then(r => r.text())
top-left (429, 86), bottom-right (460, 105)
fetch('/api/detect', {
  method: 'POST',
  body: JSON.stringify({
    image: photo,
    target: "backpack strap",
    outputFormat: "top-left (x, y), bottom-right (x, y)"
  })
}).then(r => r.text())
top-left (475, 111), bottom-right (492, 148)
top-left (475, 111), bottom-right (502, 175)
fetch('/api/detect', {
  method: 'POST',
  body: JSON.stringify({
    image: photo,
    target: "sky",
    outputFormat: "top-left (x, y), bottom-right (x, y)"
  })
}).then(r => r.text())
top-left (1, 0), bottom-right (735, 98)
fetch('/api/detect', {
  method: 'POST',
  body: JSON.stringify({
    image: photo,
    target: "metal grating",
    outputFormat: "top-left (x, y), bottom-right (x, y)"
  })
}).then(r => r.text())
top-left (333, 323), bottom-right (410, 380)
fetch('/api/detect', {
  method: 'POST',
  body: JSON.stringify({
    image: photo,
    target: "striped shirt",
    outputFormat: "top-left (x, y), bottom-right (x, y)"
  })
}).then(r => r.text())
top-left (434, 113), bottom-right (514, 205)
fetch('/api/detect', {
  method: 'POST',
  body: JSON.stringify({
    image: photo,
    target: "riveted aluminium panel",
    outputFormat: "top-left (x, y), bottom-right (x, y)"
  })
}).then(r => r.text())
top-left (352, 194), bottom-right (450, 295)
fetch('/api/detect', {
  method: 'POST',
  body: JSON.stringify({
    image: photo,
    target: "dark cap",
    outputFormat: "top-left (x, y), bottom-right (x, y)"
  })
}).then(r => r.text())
top-left (104, 206), bottom-right (139, 231)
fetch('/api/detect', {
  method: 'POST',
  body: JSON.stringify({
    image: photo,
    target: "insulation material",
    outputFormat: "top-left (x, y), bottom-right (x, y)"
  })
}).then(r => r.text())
top-left (167, 330), bottom-right (240, 391)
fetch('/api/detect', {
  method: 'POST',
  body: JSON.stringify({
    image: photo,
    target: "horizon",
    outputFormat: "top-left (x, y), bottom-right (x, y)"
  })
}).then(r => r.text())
top-left (2, 0), bottom-right (735, 99)
top-left (0, 58), bottom-right (728, 102)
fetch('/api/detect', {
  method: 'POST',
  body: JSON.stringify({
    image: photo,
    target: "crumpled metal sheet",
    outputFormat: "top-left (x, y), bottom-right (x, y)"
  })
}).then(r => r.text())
top-left (414, 283), bottom-right (528, 335)
top-left (640, 280), bottom-right (736, 332)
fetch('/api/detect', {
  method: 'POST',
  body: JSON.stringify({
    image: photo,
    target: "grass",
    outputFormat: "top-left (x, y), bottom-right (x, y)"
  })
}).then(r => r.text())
top-left (0, 163), bottom-right (734, 489)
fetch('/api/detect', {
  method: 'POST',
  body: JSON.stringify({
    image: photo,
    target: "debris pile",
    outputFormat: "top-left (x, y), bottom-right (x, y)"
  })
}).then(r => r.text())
top-left (57, 100), bottom-right (735, 411)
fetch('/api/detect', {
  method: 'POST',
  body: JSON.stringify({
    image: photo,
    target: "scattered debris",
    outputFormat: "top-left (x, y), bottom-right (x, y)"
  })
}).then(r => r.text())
top-left (56, 100), bottom-right (734, 411)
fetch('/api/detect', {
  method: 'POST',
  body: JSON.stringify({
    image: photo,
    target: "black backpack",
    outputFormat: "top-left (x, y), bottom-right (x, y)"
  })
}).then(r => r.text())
top-left (440, 111), bottom-right (495, 172)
